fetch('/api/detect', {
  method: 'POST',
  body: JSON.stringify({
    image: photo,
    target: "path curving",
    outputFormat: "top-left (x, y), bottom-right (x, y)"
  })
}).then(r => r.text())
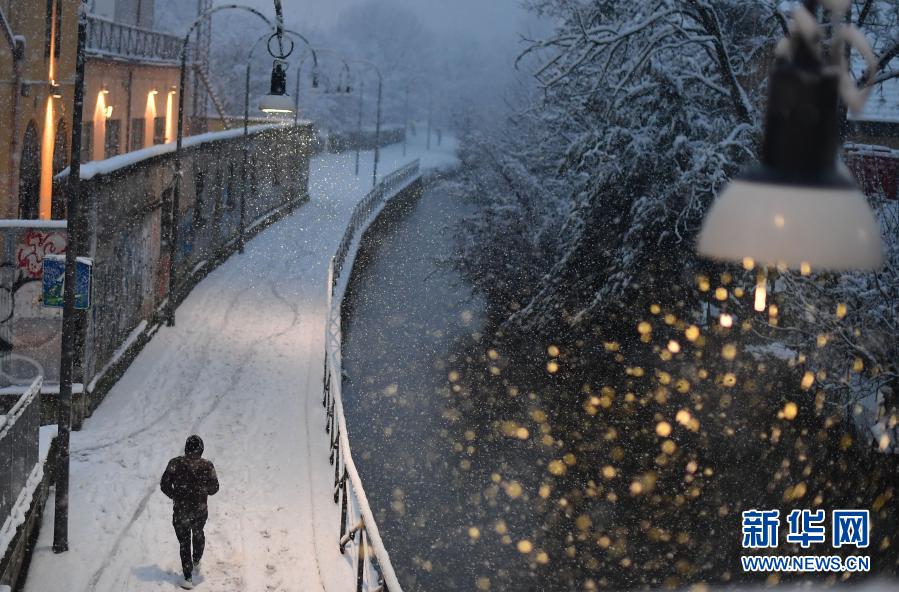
top-left (23, 135), bottom-right (458, 592)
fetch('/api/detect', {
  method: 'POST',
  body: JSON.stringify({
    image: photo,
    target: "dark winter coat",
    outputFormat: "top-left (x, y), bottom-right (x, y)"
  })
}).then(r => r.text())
top-left (160, 455), bottom-right (219, 511)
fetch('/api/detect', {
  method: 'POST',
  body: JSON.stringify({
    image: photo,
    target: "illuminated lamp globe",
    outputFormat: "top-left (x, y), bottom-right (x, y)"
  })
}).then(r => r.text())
top-left (260, 60), bottom-right (295, 114)
top-left (698, 45), bottom-right (883, 271)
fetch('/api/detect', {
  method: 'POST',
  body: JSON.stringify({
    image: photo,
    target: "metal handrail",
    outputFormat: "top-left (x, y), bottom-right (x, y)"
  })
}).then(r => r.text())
top-left (323, 160), bottom-right (421, 592)
top-left (0, 376), bottom-right (42, 529)
top-left (85, 15), bottom-right (182, 64)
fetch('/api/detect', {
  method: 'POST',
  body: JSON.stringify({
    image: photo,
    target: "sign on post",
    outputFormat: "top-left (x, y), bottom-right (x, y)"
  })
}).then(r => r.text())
top-left (42, 254), bottom-right (92, 310)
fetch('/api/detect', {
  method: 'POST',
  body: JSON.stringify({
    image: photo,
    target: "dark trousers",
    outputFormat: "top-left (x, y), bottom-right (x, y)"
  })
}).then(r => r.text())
top-left (173, 506), bottom-right (208, 579)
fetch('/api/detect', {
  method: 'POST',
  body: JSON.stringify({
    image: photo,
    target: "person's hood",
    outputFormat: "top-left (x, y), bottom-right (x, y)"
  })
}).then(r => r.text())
top-left (185, 435), bottom-right (204, 457)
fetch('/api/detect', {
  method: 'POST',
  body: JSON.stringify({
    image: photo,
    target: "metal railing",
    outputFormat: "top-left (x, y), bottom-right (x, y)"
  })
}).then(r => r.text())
top-left (323, 160), bottom-right (421, 592)
top-left (0, 377), bottom-right (42, 529)
top-left (85, 15), bottom-right (182, 65)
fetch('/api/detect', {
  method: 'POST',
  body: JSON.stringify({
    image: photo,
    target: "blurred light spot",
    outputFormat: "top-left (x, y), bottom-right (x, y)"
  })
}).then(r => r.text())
top-left (722, 344), bottom-right (737, 361)
top-left (504, 481), bottom-right (523, 499)
top-left (548, 460), bottom-right (567, 476)
top-left (800, 371), bottom-right (815, 390)
top-left (782, 402), bottom-right (798, 420)
top-left (754, 279), bottom-right (767, 312)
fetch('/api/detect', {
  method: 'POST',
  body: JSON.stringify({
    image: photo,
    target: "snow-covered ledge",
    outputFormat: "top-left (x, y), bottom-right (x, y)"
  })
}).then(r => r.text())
top-left (55, 121), bottom-right (312, 182)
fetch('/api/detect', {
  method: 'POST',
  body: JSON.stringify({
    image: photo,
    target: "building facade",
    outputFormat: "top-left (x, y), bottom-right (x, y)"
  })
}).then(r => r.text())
top-left (1, 0), bottom-right (80, 220)
top-left (0, 0), bottom-right (188, 221)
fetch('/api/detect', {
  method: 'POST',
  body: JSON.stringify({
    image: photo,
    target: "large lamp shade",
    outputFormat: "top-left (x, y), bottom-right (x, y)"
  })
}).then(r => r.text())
top-left (697, 12), bottom-right (884, 272)
top-left (698, 171), bottom-right (882, 271)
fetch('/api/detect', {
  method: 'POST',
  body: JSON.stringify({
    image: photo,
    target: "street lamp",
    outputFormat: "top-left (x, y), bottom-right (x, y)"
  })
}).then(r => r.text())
top-left (697, 1), bottom-right (883, 272)
top-left (345, 58), bottom-right (384, 188)
top-left (401, 75), bottom-right (430, 157)
top-left (294, 48), bottom-right (352, 160)
top-left (259, 60), bottom-right (295, 114)
top-left (166, 4), bottom-right (283, 327)
top-left (241, 29), bottom-right (317, 253)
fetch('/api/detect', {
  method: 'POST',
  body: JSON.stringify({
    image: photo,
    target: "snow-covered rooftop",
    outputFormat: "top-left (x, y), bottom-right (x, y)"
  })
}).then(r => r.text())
top-left (852, 78), bottom-right (899, 124)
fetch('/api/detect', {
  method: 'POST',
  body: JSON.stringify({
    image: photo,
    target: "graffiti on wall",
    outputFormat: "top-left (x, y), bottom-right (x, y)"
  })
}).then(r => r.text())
top-left (0, 228), bottom-right (67, 385)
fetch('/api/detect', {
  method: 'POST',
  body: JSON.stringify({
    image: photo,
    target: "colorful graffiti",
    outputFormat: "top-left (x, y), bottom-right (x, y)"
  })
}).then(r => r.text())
top-left (0, 228), bottom-right (67, 385)
top-left (16, 230), bottom-right (67, 278)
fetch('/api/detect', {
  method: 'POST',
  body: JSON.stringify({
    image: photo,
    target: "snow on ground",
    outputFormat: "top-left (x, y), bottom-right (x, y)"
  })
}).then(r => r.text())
top-left (23, 133), bottom-right (458, 592)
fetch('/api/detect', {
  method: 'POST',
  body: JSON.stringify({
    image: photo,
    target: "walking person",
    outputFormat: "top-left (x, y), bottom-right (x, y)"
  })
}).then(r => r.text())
top-left (161, 435), bottom-right (219, 589)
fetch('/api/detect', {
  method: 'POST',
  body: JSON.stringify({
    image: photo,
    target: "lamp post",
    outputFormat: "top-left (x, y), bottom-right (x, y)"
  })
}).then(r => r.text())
top-left (345, 59), bottom-right (383, 188)
top-left (166, 4), bottom-right (282, 327)
top-left (53, 0), bottom-right (89, 553)
top-left (401, 75), bottom-right (430, 157)
top-left (355, 78), bottom-right (364, 176)
top-left (295, 48), bottom-right (351, 125)
top-left (697, 0), bottom-right (883, 274)
top-left (239, 29), bottom-right (314, 254)
top-left (402, 85), bottom-right (408, 157)
top-left (292, 48), bottom-right (319, 125)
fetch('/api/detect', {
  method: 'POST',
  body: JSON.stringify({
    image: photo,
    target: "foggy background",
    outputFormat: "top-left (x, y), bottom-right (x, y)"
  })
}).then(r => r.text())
top-left (154, 0), bottom-right (549, 136)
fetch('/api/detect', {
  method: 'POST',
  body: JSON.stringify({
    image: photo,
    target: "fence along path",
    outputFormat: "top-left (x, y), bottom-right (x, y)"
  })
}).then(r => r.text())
top-left (22, 150), bottom-right (421, 592)
top-left (324, 160), bottom-right (421, 592)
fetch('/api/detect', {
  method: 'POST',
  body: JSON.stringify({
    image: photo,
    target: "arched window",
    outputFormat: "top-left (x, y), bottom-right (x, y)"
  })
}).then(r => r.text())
top-left (18, 122), bottom-right (40, 220)
top-left (51, 119), bottom-right (68, 219)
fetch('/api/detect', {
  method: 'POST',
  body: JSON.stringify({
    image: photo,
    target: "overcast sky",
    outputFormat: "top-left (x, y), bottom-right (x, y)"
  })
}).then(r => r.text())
top-left (241, 0), bottom-right (532, 46)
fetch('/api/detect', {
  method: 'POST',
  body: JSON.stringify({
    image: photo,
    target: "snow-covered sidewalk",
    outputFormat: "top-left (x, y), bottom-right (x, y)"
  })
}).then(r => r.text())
top-left (23, 133), bottom-right (457, 592)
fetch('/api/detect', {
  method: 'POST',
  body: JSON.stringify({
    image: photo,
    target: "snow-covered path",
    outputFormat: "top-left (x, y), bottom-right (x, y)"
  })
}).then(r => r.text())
top-left (23, 134), bottom-right (457, 592)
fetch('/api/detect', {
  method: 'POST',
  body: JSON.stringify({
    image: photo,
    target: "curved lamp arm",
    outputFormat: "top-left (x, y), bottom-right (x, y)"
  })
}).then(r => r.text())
top-left (299, 47), bottom-right (351, 89)
top-left (180, 4), bottom-right (273, 61)
top-left (167, 3), bottom-right (273, 327)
